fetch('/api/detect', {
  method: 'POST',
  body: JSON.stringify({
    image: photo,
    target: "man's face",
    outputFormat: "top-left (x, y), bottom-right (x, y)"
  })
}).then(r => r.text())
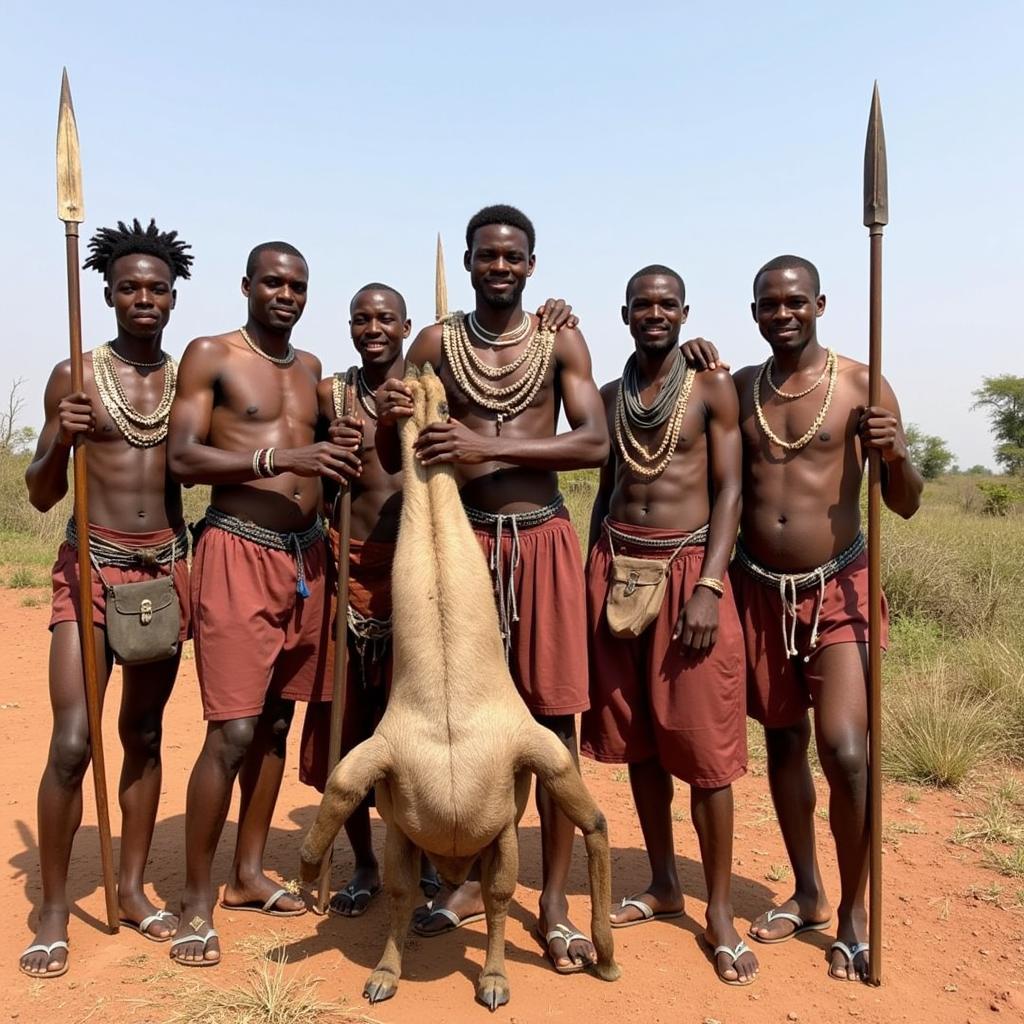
top-left (349, 290), bottom-right (410, 367)
top-left (622, 274), bottom-right (688, 354)
top-left (242, 250), bottom-right (309, 331)
top-left (464, 223), bottom-right (535, 309)
top-left (105, 254), bottom-right (176, 341)
top-left (751, 267), bottom-right (825, 351)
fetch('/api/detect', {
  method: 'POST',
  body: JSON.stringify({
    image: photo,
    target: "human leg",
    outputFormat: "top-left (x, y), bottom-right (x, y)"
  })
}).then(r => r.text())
top-left (117, 653), bottom-right (179, 938)
top-left (21, 623), bottom-right (111, 977)
top-left (172, 716), bottom-right (260, 965)
top-left (806, 642), bottom-right (871, 980)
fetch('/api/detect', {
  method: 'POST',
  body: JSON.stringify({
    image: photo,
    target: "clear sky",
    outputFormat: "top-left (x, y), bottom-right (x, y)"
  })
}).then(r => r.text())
top-left (2, 1), bottom-right (1021, 469)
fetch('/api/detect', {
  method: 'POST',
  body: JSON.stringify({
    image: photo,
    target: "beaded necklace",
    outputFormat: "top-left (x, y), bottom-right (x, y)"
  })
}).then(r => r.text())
top-left (356, 369), bottom-right (378, 420)
top-left (239, 325), bottom-right (295, 366)
top-left (92, 343), bottom-right (176, 448)
top-left (613, 361), bottom-right (696, 479)
top-left (467, 311), bottom-right (531, 347)
top-left (108, 345), bottom-right (164, 369)
top-left (753, 348), bottom-right (837, 451)
top-left (442, 312), bottom-right (555, 434)
top-left (764, 349), bottom-right (832, 399)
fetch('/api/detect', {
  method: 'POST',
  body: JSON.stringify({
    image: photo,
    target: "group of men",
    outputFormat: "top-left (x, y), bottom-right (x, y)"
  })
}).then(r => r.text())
top-left (19, 204), bottom-right (922, 990)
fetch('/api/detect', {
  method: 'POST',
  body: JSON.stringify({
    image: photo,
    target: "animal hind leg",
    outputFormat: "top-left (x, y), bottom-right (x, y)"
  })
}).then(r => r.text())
top-left (520, 727), bottom-right (621, 982)
top-left (299, 734), bottom-right (390, 881)
top-left (476, 822), bottom-right (519, 1010)
top-left (364, 822), bottom-right (420, 1004)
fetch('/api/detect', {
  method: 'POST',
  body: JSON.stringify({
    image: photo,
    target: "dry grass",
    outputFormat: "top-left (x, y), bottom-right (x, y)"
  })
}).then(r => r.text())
top-left (134, 954), bottom-right (379, 1024)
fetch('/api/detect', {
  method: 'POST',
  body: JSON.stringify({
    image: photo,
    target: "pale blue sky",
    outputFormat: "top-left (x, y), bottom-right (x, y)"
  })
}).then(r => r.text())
top-left (2, 1), bottom-right (1021, 468)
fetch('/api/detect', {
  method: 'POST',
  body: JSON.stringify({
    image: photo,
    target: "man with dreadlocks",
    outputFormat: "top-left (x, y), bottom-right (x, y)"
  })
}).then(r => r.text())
top-left (374, 204), bottom-right (609, 974)
top-left (166, 241), bottom-right (361, 967)
top-left (580, 266), bottom-right (758, 986)
top-left (21, 219), bottom-right (193, 978)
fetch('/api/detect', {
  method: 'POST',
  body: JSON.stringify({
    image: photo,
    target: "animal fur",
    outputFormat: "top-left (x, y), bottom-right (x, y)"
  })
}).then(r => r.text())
top-left (300, 363), bottom-right (619, 1009)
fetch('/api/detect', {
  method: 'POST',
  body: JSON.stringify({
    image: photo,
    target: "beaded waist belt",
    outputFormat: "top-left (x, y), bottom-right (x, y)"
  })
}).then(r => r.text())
top-left (734, 533), bottom-right (866, 660)
top-left (462, 493), bottom-right (564, 529)
top-left (462, 494), bottom-right (565, 662)
top-left (66, 519), bottom-right (187, 569)
top-left (734, 533), bottom-right (865, 591)
top-left (204, 506), bottom-right (326, 598)
top-left (603, 518), bottom-right (709, 552)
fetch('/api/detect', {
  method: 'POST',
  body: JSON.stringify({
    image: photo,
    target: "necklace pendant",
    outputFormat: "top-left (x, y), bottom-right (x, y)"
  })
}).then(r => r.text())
top-left (496, 413), bottom-right (503, 436)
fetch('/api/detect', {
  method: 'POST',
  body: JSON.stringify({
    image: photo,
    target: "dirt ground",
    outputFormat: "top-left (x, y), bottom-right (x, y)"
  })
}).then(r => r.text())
top-left (2, 588), bottom-right (1022, 1024)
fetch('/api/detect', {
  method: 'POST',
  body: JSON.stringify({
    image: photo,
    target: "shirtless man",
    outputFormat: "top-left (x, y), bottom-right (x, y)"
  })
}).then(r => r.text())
top-left (729, 255), bottom-right (922, 981)
top-left (376, 205), bottom-right (608, 973)
top-left (301, 283), bottom-right (586, 918)
top-left (21, 219), bottom-right (194, 977)
top-left (581, 266), bottom-right (758, 986)
top-left (167, 242), bottom-right (358, 966)
top-left (298, 283), bottom-right (414, 917)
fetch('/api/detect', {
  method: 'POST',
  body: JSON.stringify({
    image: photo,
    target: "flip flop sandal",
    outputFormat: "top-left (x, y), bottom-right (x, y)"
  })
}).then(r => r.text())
top-left (748, 908), bottom-right (831, 945)
top-left (419, 875), bottom-right (442, 899)
top-left (18, 940), bottom-right (69, 979)
top-left (120, 909), bottom-right (177, 943)
top-left (328, 884), bottom-right (381, 919)
top-left (535, 923), bottom-right (592, 975)
top-left (412, 906), bottom-right (486, 937)
top-left (170, 928), bottom-right (220, 968)
top-left (220, 887), bottom-right (307, 918)
top-left (610, 895), bottom-right (685, 929)
top-left (829, 940), bottom-right (869, 981)
top-left (701, 936), bottom-right (757, 987)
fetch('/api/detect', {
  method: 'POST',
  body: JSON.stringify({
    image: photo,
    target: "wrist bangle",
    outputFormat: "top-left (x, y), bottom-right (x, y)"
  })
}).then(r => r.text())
top-left (252, 448), bottom-right (265, 478)
top-left (266, 447), bottom-right (276, 476)
top-left (695, 576), bottom-right (725, 596)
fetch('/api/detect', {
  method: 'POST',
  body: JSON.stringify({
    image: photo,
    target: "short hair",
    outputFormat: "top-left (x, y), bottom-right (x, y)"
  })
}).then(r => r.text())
top-left (465, 204), bottom-right (536, 254)
top-left (753, 255), bottom-right (821, 297)
top-left (245, 241), bottom-right (307, 279)
top-left (625, 264), bottom-right (686, 304)
top-left (83, 218), bottom-right (193, 282)
top-left (350, 282), bottom-right (407, 319)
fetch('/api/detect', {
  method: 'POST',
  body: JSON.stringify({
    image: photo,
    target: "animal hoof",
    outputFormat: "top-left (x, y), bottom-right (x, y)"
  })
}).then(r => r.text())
top-left (363, 969), bottom-right (398, 1004)
top-left (476, 973), bottom-right (510, 1011)
top-left (594, 959), bottom-right (622, 982)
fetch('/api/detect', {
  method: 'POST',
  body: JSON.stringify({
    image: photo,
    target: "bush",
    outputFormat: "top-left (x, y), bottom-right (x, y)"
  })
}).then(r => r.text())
top-left (977, 481), bottom-right (1018, 517)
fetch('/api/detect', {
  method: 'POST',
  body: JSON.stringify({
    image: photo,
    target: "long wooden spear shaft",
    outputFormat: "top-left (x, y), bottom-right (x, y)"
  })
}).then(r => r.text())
top-left (56, 68), bottom-right (119, 934)
top-left (316, 368), bottom-right (356, 914)
top-left (435, 233), bottom-right (448, 322)
top-left (864, 81), bottom-right (888, 987)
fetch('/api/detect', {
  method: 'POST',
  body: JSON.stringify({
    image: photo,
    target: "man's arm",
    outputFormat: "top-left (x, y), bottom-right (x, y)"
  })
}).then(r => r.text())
top-left (415, 327), bottom-right (609, 469)
top-left (859, 374), bottom-right (923, 520)
top-left (25, 361), bottom-right (92, 513)
top-left (674, 369), bottom-right (743, 650)
top-left (588, 383), bottom-right (617, 552)
top-left (166, 338), bottom-right (357, 485)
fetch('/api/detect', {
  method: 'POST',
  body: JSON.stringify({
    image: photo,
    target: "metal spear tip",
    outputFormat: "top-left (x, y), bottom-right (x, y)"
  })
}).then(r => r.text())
top-left (56, 67), bottom-right (85, 224)
top-left (435, 231), bottom-right (449, 322)
top-left (863, 81), bottom-right (888, 229)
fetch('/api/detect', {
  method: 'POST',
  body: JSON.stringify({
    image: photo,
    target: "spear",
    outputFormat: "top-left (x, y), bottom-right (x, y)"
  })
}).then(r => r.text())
top-left (435, 232), bottom-right (448, 322)
top-left (316, 367), bottom-right (356, 914)
top-left (56, 68), bottom-right (119, 933)
top-left (863, 81), bottom-right (888, 987)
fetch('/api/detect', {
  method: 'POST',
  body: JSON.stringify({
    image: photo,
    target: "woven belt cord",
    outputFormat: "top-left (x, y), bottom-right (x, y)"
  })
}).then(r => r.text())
top-left (66, 518), bottom-right (187, 569)
top-left (734, 533), bottom-right (866, 659)
top-left (205, 506), bottom-right (325, 597)
top-left (463, 495), bottom-right (564, 662)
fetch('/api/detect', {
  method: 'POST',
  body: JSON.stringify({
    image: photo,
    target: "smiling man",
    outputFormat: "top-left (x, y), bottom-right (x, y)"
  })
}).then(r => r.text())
top-left (580, 265), bottom-right (756, 986)
top-left (732, 255), bottom-right (922, 981)
top-left (21, 219), bottom-right (193, 978)
top-left (298, 283), bottom-right (438, 918)
top-left (375, 204), bottom-right (609, 974)
top-left (166, 242), bottom-right (359, 967)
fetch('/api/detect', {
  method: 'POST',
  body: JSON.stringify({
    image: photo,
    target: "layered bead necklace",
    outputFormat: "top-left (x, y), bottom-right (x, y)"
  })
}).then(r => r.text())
top-left (442, 312), bottom-right (555, 434)
top-left (614, 349), bottom-right (695, 479)
top-left (239, 325), bottom-right (295, 366)
top-left (92, 343), bottom-right (176, 448)
top-left (467, 311), bottom-right (532, 347)
top-left (753, 347), bottom-right (838, 451)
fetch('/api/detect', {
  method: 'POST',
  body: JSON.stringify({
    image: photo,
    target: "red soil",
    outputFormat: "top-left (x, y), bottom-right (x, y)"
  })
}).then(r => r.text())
top-left (2, 587), bottom-right (1022, 1024)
